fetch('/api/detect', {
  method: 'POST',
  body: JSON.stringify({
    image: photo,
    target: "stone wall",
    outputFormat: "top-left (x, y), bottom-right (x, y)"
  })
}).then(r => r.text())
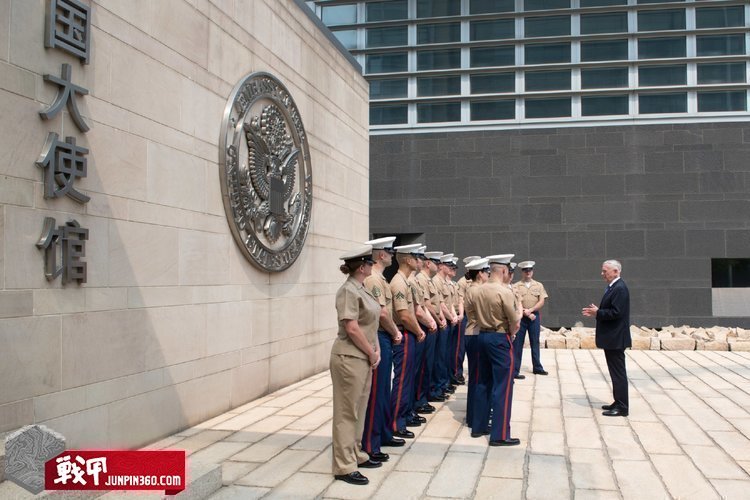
top-left (0, 0), bottom-right (369, 448)
top-left (370, 124), bottom-right (750, 328)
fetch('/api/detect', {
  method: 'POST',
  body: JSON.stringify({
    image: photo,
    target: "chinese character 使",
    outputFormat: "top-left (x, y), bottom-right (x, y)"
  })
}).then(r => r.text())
top-left (36, 218), bottom-right (88, 284)
top-left (36, 132), bottom-right (90, 203)
top-left (53, 455), bottom-right (88, 486)
top-left (39, 63), bottom-right (89, 132)
top-left (45, 0), bottom-right (91, 63)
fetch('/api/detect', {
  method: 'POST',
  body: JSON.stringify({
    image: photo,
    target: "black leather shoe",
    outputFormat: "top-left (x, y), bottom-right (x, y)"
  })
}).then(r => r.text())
top-left (602, 407), bottom-right (628, 417)
top-left (335, 471), bottom-right (369, 485)
top-left (445, 386), bottom-right (455, 394)
top-left (514, 374), bottom-right (526, 380)
top-left (489, 438), bottom-right (521, 446)
top-left (382, 437), bottom-right (405, 447)
top-left (415, 415), bottom-right (427, 423)
top-left (428, 395), bottom-right (446, 402)
top-left (357, 459), bottom-right (382, 469)
top-left (415, 404), bottom-right (435, 414)
top-left (470, 430), bottom-right (490, 438)
top-left (405, 418), bottom-right (421, 427)
top-left (393, 428), bottom-right (415, 439)
top-left (601, 402), bottom-right (616, 411)
top-left (368, 451), bottom-right (389, 462)
top-left (533, 370), bottom-right (549, 376)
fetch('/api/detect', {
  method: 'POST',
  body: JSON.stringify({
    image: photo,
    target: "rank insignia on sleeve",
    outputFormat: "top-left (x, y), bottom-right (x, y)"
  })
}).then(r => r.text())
top-left (395, 291), bottom-right (405, 300)
top-left (372, 287), bottom-right (382, 297)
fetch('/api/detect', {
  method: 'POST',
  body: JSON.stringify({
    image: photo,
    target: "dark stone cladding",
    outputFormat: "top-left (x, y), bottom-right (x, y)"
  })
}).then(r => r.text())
top-left (370, 122), bottom-right (750, 328)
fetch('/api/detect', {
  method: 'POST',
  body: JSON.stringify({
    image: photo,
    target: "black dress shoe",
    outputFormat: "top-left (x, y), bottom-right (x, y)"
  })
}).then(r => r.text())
top-left (514, 374), bottom-right (526, 380)
top-left (602, 407), bottom-right (628, 417)
top-left (382, 437), bottom-right (405, 447)
top-left (405, 418), bottom-right (421, 427)
top-left (416, 404), bottom-right (435, 414)
top-left (368, 451), bottom-right (389, 462)
top-left (601, 402), bottom-right (616, 411)
top-left (445, 386), bottom-right (456, 394)
top-left (533, 370), bottom-right (549, 376)
top-left (334, 471), bottom-right (369, 485)
top-left (357, 459), bottom-right (382, 469)
top-left (415, 415), bottom-right (427, 423)
top-left (489, 438), bottom-right (521, 446)
top-left (428, 395), bottom-right (446, 402)
top-left (393, 428), bottom-right (415, 439)
top-left (470, 430), bottom-right (490, 438)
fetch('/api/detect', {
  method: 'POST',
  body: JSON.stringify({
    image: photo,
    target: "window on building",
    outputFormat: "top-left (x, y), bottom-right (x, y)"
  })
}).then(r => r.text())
top-left (696, 34), bottom-right (745, 57)
top-left (366, 52), bottom-right (408, 74)
top-left (417, 0), bottom-right (460, 18)
top-left (581, 39), bottom-right (628, 61)
top-left (525, 97), bottom-right (571, 118)
top-left (471, 99), bottom-right (515, 120)
top-left (471, 45), bottom-right (515, 67)
top-left (580, 0), bottom-right (627, 6)
top-left (580, 12), bottom-right (628, 35)
top-left (525, 0), bottom-right (569, 11)
top-left (696, 6), bottom-right (745, 29)
top-left (639, 64), bottom-right (687, 86)
top-left (370, 78), bottom-right (408, 99)
top-left (417, 75), bottom-right (462, 96)
top-left (639, 93), bottom-right (687, 113)
top-left (697, 63), bottom-right (746, 85)
top-left (471, 72), bottom-right (515, 94)
top-left (322, 4), bottom-right (357, 25)
top-left (367, 26), bottom-right (408, 48)
top-left (525, 69), bottom-right (571, 91)
top-left (638, 36), bottom-right (686, 59)
top-left (582, 95), bottom-right (629, 116)
top-left (525, 16), bottom-right (571, 37)
top-left (470, 0), bottom-right (514, 14)
top-left (581, 67), bottom-right (629, 89)
top-left (638, 9), bottom-right (686, 31)
top-left (366, 0), bottom-right (408, 22)
top-left (332, 30), bottom-right (357, 49)
top-left (417, 101), bottom-right (461, 122)
top-left (470, 19), bottom-right (515, 41)
top-left (525, 42), bottom-right (571, 64)
top-left (698, 91), bottom-right (747, 112)
top-left (370, 104), bottom-right (408, 125)
top-left (712, 259), bottom-right (750, 287)
top-left (417, 48), bottom-right (461, 70)
top-left (418, 23), bottom-right (461, 44)
top-left (637, 0), bottom-right (685, 3)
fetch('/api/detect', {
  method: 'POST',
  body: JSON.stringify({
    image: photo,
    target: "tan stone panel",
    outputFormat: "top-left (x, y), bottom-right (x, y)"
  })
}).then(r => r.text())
top-left (143, 304), bottom-right (206, 370)
top-left (651, 454), bottom-right (719, 499)
top-left (0, 0), bottom-right (8, 62)
top-left (108, 219), bottom-right (179, 286)
top-left (33, 288), bottom-right (85, 315)
top-left (0, 175), bottom-right (33, 210)
top-left (84, 122), bottom-right (148, 200)
top-left (205, 301), bottom-right (254, 356)
top-left (179, 78), bottom-right (223, 146)
top-left (0, 290), bottom-right (32, 318)
top-left (32, 385), bottom-right (86, 422)
top-left (527, 454), bottom-right (570, 499)
top-left (42, 405), bottom-right (110, 449)
top-left (61, 309), bottom-right (148, 388)
top-left (146, 141), bottom-right (207, 212)
top-left (85, 287), bottom-right (128, 312)
top-left (661, 337), bottom-right (696, 350)
top-left (149, 0), bottom-right (209, 68)
top-left (1, 93), bottom-right (59, 180)
top-left (612, 460), bottom-right (669, 500)
top-left (95, 0), bottom-right (156, 38)
top-left (0, 315), bottom-right (61, 404)
top-left (178, 230), bottom-right (230, 286)
top-left (570, 448), bottom-right (618, 490)
top-left (0, 206), bottom-right (4, 288)
top-left (205, 160), bottom-right (224, 217)
top-left (0, 398), bottom-right (33, 433)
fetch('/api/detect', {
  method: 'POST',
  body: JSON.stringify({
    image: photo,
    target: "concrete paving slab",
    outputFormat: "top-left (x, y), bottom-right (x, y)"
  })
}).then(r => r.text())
top-left (474, 477), bottom-right (522, 499)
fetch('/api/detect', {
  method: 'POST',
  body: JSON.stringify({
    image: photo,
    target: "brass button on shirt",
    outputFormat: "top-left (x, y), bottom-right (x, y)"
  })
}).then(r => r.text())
top-left (513, 279), bottom-right (548, 309)
top-left (333, 277), bottom-right (380, 360)
top-left (464, 281), bottom-right (520, 333)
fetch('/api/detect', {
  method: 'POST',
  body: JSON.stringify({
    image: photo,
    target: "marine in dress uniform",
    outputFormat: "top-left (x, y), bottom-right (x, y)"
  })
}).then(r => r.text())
top-left (361, 237), bottom-right (405, 462)
top-left (464, 254), bottom-right (522, 446)
top-left (331, 245), bottom-right (382, 485)
top-left (462, 258), bottom-right (490, 430)
top-left (448, 257), bottom-right (465, 386)
top-left (414, 251), bottom-right (445, 415)
top-left (455, 255), bottom-right (480, 384)
top-left (433, 254), bottom-right (458, 399)
top-left (512, 261), bottom-right (549, 379)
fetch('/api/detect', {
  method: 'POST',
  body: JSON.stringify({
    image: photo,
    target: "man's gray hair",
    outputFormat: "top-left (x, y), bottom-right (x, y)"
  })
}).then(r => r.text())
top-left (603, 259), bottom-right (622, 272)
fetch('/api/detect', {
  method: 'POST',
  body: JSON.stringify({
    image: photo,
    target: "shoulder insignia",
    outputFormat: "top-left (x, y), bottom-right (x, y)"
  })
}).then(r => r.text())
top-left (395, 291), bottom-right (405, 300)
top-left (372, 286), bottom-right (382, 297)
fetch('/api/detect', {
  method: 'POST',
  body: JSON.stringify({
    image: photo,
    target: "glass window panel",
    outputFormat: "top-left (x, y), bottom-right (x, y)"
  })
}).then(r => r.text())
top-left (581, 67), bottom-right (629, 89)
top-left (638, 9), bottom-right (686, 31)
top-left (525, 97), bottom-right (571, 118)
top-left (696, 6), bottom-right (745, 29)
top-left (697, 35), bottom-right (745, 57)
top-left (582, 95), bottom-right (629, 116)
top-left (417, 49), bottom-right (461, 70)
top-left (471, 100), bottom-right (515, 120)
top-left (525, 43), bottom-right (571, 64)
top-left (366, 0), bottom-right (408, 22)
top-left (370, 79), bottom-right (408, 99)
top-left (417, 0), bottom-right (460, 18)
top-left (417, 76), bottom-right (462, 96)
top-left (697, 63), bottom-right (746, 84)
top-left (418, 23), bottom-right (461, 44)
top-left (580, 0), bottom-right (627, 6)
top-left (332, 30), bottom-right (357, 49)
top-left (638, 37), bottom-right (686, 59)
top-left (417, 101), bottom-right (461, 122)
top-left (321, 4), bottom-right (357, 25)
top-left (525, 0), bottom-right (569, 10)
top-left (525, 70), bottom-right (571, 91)
top-left (367, 26), bottom-right (408, 48)
top-left (525, 16), bottom-right (571, 37)
top-left (370, 104), bottom-right (408, 125)
top-left (471, 46), bottom-right (515, 67)
top-left (470, 0), bottom-right (514, 14)
top-left (581, 12), bottom-right (628, 35)
top-left (698, 91), bottom-right (747, 112)
top-left (471, 73), bottom-right (515, 93)
top-left (639, 65), bottom-right (686, 86)
top-left (366, 52), bottom-right (408, 73)
top-left (638, 0), bottom-right (684, 3)
top-left (581, 39), bottom-right (628, 61)
top-left (639, 93), bottom-right (687, 113)
top-left (470, 19), bottom-right (515, 41)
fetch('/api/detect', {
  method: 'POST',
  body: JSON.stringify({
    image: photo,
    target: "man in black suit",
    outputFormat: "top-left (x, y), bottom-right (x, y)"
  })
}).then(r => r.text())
top-left (582, 260), bottom-right (631, 417)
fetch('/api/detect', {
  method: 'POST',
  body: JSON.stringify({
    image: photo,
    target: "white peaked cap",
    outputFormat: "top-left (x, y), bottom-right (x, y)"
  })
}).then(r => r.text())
top-left (451, 257), bottom-right (458, 265)
top-left (466, 258), bottom-right (489, 271)
top-left (394, 243), bottom-right (422, 255)
top-left (510, 262), bottom-right (517, 270)
top-left (365, 236), bottom-right (396, 250)
top-left (425, 251), bottom-right (443, 260)
top-left (440, 253), bottom-right (455, 263)
top-left (340, 245), bottom-right (373, 261)
top-left (486, 254), bottom-right (514, 264)
top-left (463, 255), bottom-right (481, 264)
top-left (519, 260), bottom-right (536, 269)
top-left (417, 246), bottom-right (427, 255)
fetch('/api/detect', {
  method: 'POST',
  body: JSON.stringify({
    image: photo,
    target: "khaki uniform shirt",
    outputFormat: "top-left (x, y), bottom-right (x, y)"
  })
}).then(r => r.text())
top-left (464, 281), bottom-right (520, 334)
top-left (390, 271), bottom-right (414, 327)
top-left (435, 275), bottom-right (453, 312)
top-left (364, 269), bottom-right (393, 327)
top-left (457, 276), bottom-right (471, 302)
top-left (464, 281), bottom-right (482, 336)
top-left (513, 279), bottom-right (548, 310)
top-left (408, 274), bottom-right (425, 309)
top-left (332, 277), bottom-right (380, 359)
top-left (415, 272), bottom-right (438, 310)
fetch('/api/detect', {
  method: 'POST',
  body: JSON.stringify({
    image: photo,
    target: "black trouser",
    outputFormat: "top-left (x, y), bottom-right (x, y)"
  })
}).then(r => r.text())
top-left (604, 349), bottom-right (628, 411)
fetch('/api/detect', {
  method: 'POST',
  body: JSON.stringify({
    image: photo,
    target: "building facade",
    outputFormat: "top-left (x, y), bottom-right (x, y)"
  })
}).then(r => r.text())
top-left (310, 0), bottom-right (750, 327)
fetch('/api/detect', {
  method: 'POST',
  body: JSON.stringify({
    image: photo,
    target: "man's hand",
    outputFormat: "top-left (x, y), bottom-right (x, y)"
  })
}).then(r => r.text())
top-left (417, 329), bottom-right (426, 342)
top-left (369, 350), bottom-right (381, 369)
top-left (392, 331), bottom-right (403, 345)
top-left (450, 316), bottom-right (459, 326)
top-left (582, 304), bottom-right (598, 317)
top-left (428, 320), bottom-right (437, 333)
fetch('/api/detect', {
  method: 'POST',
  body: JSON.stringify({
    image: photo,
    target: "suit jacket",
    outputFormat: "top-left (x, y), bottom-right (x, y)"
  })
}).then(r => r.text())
top-left (595, 278), bottom-right (632, 350)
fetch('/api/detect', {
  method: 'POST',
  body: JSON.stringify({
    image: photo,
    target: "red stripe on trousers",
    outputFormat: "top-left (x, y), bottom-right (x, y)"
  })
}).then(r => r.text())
top-left (392, 331), bottom-right (409, 431)
top-left (503, 334), bottom-right (515, 441)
